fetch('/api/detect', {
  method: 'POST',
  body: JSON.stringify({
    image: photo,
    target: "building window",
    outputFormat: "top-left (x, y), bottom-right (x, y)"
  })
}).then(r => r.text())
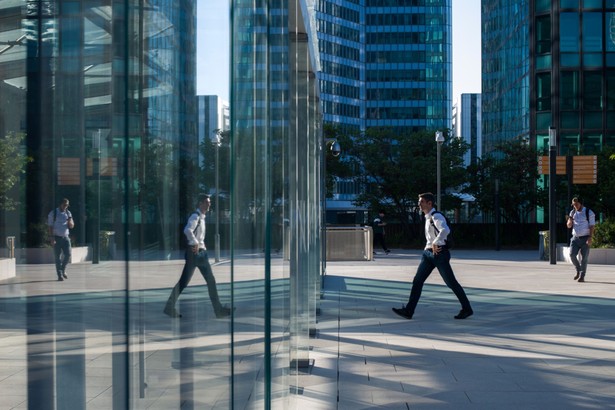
top-left (536, 72), bottom-right (551, 111)
top-left (560, 71), bottom-right (579, 110)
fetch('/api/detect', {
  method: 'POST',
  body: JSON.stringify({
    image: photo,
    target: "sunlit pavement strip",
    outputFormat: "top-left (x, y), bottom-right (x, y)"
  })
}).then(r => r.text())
top-left (1, 250), bottom-right (615, 409)
top-left (296, 250), bottom-right (615, 410)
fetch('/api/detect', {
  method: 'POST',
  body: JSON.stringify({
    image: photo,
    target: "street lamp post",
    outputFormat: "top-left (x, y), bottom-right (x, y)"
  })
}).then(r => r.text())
top-left (549, 126), bottom-right (557, 265)
top-left (212, 129), bottom-right (223, 262)
top-left (435, 131), bottom-right (445, 209)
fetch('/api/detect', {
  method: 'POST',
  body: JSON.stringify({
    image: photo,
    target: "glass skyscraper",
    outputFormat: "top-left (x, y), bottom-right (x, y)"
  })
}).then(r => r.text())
top-left (481, 0), bottom-right (531, 154)
top-left (531, 0), bottom-right (615, 155)
top-left (482, 0), bottom-right (615, 155)
top-left (316, 0), bottom-right (452, 133)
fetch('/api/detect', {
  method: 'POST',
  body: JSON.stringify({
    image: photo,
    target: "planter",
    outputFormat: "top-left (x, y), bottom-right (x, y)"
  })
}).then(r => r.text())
top-left (558, 245), bottom-right (615, 265)
top-left (15, 246), bottom-right (91, 264)
top-left (0, 257), bottom-right (16, 280)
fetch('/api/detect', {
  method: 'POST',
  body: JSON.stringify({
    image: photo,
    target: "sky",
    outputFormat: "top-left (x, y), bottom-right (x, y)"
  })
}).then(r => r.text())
top-left (197, 0), bottom-right (482, 104)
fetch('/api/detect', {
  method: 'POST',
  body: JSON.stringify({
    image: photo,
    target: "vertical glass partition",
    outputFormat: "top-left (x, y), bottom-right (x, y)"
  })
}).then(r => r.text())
top-left (1, 0), bottom-right (321, 408)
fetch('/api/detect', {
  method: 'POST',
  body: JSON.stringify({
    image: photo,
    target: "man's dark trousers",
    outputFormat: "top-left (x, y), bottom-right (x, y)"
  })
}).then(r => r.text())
top-left (406, 248), bottom-right (471, 315)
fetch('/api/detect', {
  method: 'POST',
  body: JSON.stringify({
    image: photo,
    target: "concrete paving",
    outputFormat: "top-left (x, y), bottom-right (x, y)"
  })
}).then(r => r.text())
top-left (1, 249), bottom-right (614, 409)
top-left (296, 249), bottom-right (615, 409)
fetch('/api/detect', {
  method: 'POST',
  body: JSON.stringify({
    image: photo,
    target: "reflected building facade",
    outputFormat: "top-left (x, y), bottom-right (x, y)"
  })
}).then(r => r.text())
top-left (1, 0), bottom-right (322, 408)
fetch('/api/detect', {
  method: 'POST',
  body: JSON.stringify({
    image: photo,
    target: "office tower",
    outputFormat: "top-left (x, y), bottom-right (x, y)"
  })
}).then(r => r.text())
top-left (531, 1), bottom-right (615, 154)
top-left (481, 0), bottom-right (531, 154)
top-left (316, 0), bottom-right (452, 132)
top-left (458, 93), bottom-right (482, 167)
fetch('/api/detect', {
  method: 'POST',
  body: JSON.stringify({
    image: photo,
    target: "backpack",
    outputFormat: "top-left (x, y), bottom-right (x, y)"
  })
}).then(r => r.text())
top-left (429, 211), bottom-right (454, 249)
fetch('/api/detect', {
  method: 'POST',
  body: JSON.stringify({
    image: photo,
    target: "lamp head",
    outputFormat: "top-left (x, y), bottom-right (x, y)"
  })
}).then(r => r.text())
top-left (328, 140), bottom-right (341, 157)
top-left (435, 131), bottom-right (445, 144)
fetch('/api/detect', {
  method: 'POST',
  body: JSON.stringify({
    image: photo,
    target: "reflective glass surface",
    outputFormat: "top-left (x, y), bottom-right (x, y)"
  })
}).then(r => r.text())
top-left (0, 0), bottom-right (322, 408)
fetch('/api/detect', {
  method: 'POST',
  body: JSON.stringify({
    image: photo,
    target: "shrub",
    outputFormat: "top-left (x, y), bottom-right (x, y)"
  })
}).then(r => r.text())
top-left (592, 219), bottom-right (615, 248)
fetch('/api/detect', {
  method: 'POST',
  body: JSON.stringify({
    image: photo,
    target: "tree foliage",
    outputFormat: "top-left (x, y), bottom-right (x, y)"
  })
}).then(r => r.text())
top-left (328, 126), bottom-right (468, 236)
top-left (0, 132), bottom-right (32, 211)
top-left (463, 140), bottom-right (546, 223)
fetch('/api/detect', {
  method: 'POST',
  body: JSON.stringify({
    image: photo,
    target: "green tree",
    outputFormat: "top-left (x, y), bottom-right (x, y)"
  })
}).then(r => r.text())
top-left (338, 127), bottom-right (468, 237)
top-left (464, 140), bottom-right (546, 223)
top-left (0, 132), bottom-right (32, 211)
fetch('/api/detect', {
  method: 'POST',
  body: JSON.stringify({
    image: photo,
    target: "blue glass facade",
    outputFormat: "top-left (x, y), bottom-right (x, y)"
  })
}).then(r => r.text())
top-left (481, 0), bottom-right (531, 154)
top-left (316, 0), bottom-right (452, 132)
top-left (531, 0), bottom-right (615, 155)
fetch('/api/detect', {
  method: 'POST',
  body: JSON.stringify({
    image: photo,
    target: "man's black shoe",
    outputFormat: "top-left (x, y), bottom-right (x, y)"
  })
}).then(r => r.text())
top-left (392, 307), bottom-right (413, 320)
top-left (454, 309), bottom-right (473, 320)
top-left (574, 272), bottom-right (580, 280)
top-left (577, 277), bottom-right (585, 283)
top-left (57, 276), bottom-right (64, 281)
top-left (215, 306), bottom-right (234, 318)
top-left (164, 306), bottom-right (182, 318)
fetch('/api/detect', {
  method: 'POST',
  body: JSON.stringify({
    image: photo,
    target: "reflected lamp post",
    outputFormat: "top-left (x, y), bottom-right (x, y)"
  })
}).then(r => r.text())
top-left (321, 138), bottom-right (341, 275)
top-left (212, 129), bottom-right (226, 262)
top-left (92, 129), bottom-right (101, 264)
top-left (435, 131), bottom-right (445, 209)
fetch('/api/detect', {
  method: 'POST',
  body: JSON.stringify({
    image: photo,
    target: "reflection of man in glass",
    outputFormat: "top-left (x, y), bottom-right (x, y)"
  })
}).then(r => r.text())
top-left (164, 194), bottom-right (231, 318)
top-left (47, 198), bottom-right (74, 281)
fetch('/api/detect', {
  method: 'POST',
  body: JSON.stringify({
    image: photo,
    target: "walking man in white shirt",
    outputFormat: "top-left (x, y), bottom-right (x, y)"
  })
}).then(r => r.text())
top-left (566, 197), bottom-right (596, 283)
top-left (393, 192), bottom-right (473, 320)
top-left (47, 198), bottom-right (74, 281)
top-left (164, 194), bottom-right (231, 318)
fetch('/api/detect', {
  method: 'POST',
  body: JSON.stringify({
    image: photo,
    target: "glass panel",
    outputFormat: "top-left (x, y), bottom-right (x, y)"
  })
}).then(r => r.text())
top-left (609, 72), bottom-right (615, 109)
top-left (535, 0), bottom-right (551, 12)
top-left (561, 13), bottom-right (580, 52)
top-left (582, 134), bottom-right (602, 154)
top-left (560, 133), bottom-right (581, 155)
top-left (561, 112), bottom-right (580, 128)
top-left (584, 111), bottom-right (603, 128)
top-left (536, 16), bottom-right (551, 54)
top-left (536, 55), bottom-right (552, 69)
top-left (584, 72), bottom-right (603, 110)
top-left (537, 112), bottom-right (552, 130)
top-left (583, 53), bottom-right (603, 66)
top-left (561, 71), bottom-right (580, 110)
top-left (561, 53), bottom-right (581, 66)
top-left (561, 0), bottom-right (580, 8)
top-left (583, 13), bottom-right (602, 52)
top-left (606, 13), bottom-right (615, 52)
top-left (536, 72), bottom-right (551, 111)
top-left (583, 0), bottom-right (603, 8)
top-left (608, 54), bottom-right (615, 66)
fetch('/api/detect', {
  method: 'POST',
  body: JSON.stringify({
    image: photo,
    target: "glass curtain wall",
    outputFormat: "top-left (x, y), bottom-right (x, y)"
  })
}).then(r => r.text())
top-left (230, 0), bottom-right (322, 406)
top-left (0, 0), bottom-right (233, 408)
top-left (1, 0), bottom-right (321, 408)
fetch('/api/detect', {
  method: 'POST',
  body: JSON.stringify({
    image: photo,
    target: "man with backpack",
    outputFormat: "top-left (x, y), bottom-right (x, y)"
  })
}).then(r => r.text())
top-left (392, 192), bottom-right (473, 320)
top-left (566, 197), bottom-right (596, 283)
top-left (164, 193), bottom-right (231, 318)
top-left (47, 198), bottom-right (74, 281)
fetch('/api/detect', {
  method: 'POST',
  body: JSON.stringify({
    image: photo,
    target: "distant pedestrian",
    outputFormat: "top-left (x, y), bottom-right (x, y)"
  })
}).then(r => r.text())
top-left (566, 197), bottom-right (595, 283)
top-left (164, 194), bottom-right (231, 318)
top-left (372, 210), bottom-right (390, 255)
top-left (392, 192), bottom-right (473, 320)
top-left (47, 198), bottom-right (74, 281)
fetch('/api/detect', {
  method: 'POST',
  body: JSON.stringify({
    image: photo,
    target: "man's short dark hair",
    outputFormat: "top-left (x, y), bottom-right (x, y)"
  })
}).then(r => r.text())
top-left (419, 192), bottom-right (435, 205)
top-left (572, 196), bottom-right (583, 205)
top-left (197, 193), bottom-right (211, 204)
